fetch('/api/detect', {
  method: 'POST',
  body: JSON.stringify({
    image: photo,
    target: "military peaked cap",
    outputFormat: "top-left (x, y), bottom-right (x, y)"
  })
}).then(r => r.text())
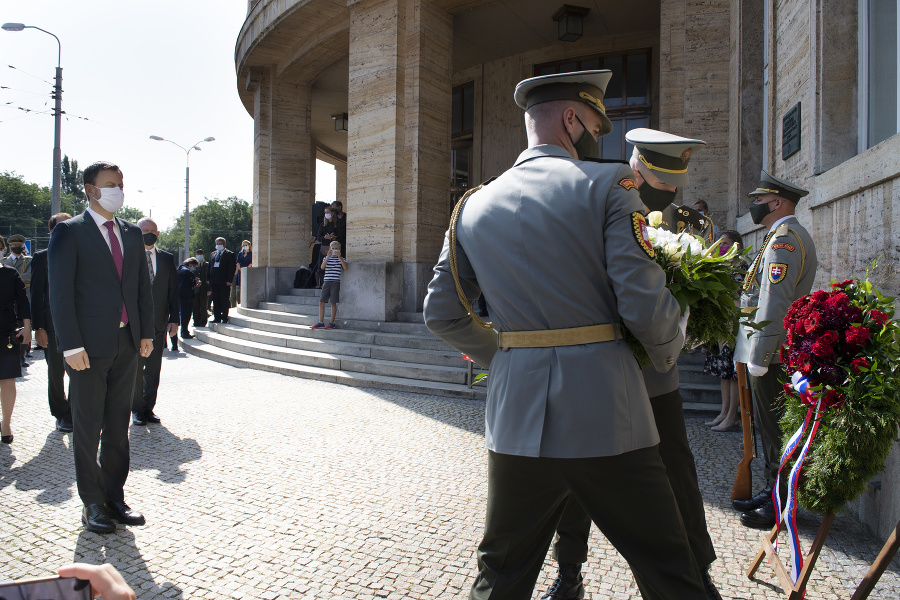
top-left (514, 70), bottom-right (614, 137)
top-left (625, 128), bottom-right (706, 187)
top-left (747, 169), bottom-right (809, 203)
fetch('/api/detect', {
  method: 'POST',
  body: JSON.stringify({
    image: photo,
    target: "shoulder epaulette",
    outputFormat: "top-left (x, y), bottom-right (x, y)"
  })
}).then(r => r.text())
top-left (674, 205), bottom-right (708, 233)
top-left (773, 222), bottom-right (791, 238)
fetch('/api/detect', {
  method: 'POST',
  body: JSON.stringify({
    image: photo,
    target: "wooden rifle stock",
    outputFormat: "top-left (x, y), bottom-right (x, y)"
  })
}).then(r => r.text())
top-left (731, 361), bottom-right (756, 500)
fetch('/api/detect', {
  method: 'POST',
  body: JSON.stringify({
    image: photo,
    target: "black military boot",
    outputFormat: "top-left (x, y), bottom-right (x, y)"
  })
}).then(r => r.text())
top-left (540, 562), bottom-right (584, 600)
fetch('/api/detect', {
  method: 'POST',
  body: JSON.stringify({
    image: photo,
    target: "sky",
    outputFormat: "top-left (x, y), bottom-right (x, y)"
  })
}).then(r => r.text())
top-left (0, 1), bottom-right (335, 232)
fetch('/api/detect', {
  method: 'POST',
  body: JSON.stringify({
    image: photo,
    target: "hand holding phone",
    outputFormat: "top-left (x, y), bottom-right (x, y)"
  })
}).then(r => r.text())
top-left (0, 575), bottom-right (90, 599)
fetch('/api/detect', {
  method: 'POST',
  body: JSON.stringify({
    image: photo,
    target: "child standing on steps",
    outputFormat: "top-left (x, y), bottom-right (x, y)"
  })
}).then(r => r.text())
top-left (311, 241), bottom-right (347, 330)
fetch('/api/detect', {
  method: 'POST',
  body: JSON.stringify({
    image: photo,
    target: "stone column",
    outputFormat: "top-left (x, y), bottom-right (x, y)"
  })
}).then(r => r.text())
top-left (344, 0), bottom-right (452, 320)
top-left (335, 160), bottom-right (347, 209)
top-left (659, 0), bottom-right (732, 227)
top-left (251, 70), bottom-right (314, 269)
top-left (727, 0), bottom-right (764, 227)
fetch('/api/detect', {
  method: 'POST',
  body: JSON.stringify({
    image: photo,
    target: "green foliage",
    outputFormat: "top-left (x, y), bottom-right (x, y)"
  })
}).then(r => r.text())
top-left (61, 155), bottom-right (83, 197)
top-left (117, 206), bottom-right (146, 224)
top-left (780, 272), bottom-right (900, 514)
top-left (156, 196), bottom-right (252, 256)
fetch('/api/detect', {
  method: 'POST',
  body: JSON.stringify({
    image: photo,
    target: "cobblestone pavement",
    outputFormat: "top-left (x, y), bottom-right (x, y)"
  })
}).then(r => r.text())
top-left (1, 348), bottom-right (898, 599)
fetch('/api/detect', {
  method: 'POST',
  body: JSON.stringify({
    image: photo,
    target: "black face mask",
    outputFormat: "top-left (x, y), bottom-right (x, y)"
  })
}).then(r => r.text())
top-left (638, 181), bottom-right (677, 212)
top-left (142, 232), bottom-right (158, 246)
top-left (748, 199), bottom-right (777, 225)
top-left (9, 246), bottom-right (24, 255)
top-left (567, 115), bottom-right (599, 160)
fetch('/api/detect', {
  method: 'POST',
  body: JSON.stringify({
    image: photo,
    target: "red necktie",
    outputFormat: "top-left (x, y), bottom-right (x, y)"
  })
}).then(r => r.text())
top-left (103, 221), bottom-right (129, 325)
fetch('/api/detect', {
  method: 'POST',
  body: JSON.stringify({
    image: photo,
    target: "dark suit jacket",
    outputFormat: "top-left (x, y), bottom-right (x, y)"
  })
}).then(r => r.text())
top-left (206, 249), bottom-right (236, 286)
top-left (177, 264), bottom-right (197, 299)
top-left (148, 248), bottom-right (179, 333)
top-left (48, 211), bottom-right (154, 356)
top-left (30, 249), bottom-right (53, 332)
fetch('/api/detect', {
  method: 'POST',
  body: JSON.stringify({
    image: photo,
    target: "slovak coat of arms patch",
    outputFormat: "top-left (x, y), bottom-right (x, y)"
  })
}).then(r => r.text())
top-left (768, 262), bottom-right (788, 284)
top-left (632, 212), bottom-right (654, 259)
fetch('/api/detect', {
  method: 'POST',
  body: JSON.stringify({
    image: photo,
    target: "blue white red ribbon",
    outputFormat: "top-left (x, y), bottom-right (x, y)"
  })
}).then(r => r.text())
top-left (773, 372), bottom-right (825, 588)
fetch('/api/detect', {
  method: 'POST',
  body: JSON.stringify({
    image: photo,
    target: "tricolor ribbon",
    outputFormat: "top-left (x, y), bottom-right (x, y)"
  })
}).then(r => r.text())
top-left (772, 372), bottom-right (825, 590)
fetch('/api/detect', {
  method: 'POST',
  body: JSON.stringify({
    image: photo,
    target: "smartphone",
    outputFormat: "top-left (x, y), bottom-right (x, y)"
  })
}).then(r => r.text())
top-left (0, 576), bottom-right (91, 600)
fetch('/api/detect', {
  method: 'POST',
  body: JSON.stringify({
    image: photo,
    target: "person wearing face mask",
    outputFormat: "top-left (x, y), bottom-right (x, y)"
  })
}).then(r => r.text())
top-left (540, 129), bottom-right (722, 600)
top-left (331, 201), bottom-right (347, 259)
top-left (207, 237), bottom-right (237, 324)
top-left (131, 218), bottom-right (179, 426)
top-left (191, 249), bottom-right (210, 327)
top-left (315, 207), bottom-right (338, 288)
top-left (2, 235), bottom-right (34, 366)
top-left (424, 71), bottom-right (705, 600)
top-left (732, 170), bottom-right (817, 530)
top-left (47, 161), bottom-right (155, 533)
top-left (232, 240), bottom-right (253, 307)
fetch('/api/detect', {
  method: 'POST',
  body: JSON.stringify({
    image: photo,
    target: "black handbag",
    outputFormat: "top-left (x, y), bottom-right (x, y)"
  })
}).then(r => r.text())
top-left (6, 327), bottom-right (23, 349)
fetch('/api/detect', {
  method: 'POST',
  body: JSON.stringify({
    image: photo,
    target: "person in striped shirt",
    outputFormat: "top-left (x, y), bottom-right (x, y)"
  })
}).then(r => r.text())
top-left (311, 241), bottom-right (347, 330)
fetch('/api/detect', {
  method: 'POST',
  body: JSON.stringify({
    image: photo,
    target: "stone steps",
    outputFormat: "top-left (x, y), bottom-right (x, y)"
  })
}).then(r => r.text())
top-left (184, 302), bottom-right (720, 411)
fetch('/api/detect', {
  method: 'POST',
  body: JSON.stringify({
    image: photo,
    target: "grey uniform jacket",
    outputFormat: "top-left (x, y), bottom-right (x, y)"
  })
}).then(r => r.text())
top-left (423, 145), bottom-right (684, 459)
top-left (733, 216), bottom-right (817, 366)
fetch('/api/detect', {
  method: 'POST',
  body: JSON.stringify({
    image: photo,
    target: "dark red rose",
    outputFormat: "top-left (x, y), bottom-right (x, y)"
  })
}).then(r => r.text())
top-left (851, 357), bottom-right (870, 373)
top-left (871, 309), bottom-right (889, 325)
top-left (831, 279), bottom-right (854, 289)
top-left (825, 292), bottom-right (849, 308)
top-left (821, 330), bottom-right (839, 345)
top-left (812, 339), bottom-right (835, 359)
top-left (812, 290), bottom-right (829, 302)
top-left (822, 388), bottom-right (845, 409)
top-left (845, 325), bottom-right (872, 347)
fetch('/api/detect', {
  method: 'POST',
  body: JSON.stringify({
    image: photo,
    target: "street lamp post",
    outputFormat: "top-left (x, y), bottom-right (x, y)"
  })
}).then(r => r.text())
top-left (149, 135), bottom-right (215, 259)
top-left (3, 23), bottom-right (63, 216)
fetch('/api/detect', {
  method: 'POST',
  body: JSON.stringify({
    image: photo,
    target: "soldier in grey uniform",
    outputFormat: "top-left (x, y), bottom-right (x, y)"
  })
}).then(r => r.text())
top-left (732, 170), bottom-right (817, 529)
top-left (541, 129), bottom-right (721, 600)
top-left (423, 70), bottom-right (706, 600)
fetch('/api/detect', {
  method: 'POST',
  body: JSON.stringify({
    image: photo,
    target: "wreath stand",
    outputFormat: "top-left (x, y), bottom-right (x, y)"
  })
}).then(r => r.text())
top-left (748, 515), bottom-right (900, 600)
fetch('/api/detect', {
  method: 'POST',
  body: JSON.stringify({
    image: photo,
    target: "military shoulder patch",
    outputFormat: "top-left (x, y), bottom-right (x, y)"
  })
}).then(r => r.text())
top-left (772, 242), bottom-right (795, 252)
top-left (632, 212), bottom-right (654, 259)
top-left (768, 262), bottom-right (788, 284)
top-left (619, 178), bottom-right (638, 191)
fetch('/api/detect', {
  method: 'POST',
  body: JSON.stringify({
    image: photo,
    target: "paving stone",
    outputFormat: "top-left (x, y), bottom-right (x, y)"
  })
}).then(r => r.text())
top-left (0, 349), bottom-right (897, 598)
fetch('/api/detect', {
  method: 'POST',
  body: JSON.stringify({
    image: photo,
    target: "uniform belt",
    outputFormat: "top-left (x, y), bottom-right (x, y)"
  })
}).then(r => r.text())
top-left (498, 323), bottom-right (623, 349)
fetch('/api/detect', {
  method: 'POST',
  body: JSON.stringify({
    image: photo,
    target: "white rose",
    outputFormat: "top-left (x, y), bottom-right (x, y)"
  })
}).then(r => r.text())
top-left (647, 211), bottom-right (663, 227)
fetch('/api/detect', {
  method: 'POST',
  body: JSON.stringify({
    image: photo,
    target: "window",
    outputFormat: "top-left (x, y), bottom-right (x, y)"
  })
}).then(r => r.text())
top-left (860, 0), bottom-right (900, 149)
top-left (534, 50), bottom-right (652, 160)
top-left (450, 82), bottom-right (475, 209)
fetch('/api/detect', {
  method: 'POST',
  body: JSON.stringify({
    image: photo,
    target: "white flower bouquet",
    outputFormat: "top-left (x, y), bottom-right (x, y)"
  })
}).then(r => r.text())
top-left (625, 211), bottom-right (747, 365)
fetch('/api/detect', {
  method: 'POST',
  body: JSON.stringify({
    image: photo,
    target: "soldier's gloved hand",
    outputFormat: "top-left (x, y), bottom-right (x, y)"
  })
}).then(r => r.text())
top-left (678, 306), bottom-right (690, 343)
top-left (747, 362), bottom-right (768, 377)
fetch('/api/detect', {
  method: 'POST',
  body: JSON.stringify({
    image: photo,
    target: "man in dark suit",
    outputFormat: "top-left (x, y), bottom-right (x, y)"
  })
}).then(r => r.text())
top-left (48, 161), bottom-right (154, 534)
top-left (191, 249), bottom-right (209, 327)
top-left (131, 218), bottom-right (178, 427)
top-left (30, 212), bottom-right (73, 433)
top-left (207, 237), bottom-right (236, 324)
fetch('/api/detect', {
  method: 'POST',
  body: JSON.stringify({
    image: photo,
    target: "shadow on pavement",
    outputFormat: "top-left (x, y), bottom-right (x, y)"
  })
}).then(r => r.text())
top-left (0, 431), bottom-right (75, 504)
top-left (128, 424), bottom-right (201, 484)
top-left (75, 528), bottom-right (183, 599)
top-left (362, 388), bottom-right (486, 436)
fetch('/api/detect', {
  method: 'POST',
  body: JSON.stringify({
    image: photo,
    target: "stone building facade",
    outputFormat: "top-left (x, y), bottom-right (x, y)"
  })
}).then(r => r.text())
top-left (235, 0), bottom-right (899, 538)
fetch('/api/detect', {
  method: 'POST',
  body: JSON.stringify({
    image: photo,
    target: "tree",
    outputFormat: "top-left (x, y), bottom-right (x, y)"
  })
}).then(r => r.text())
top-left (117, 206), bottom-right (146, 223)
top-left (156, 196), bottom-right (252, 256)
top-left (0, 172), bottom-right (51, 243)
top-left (61, 155), bottom-right (83, 197)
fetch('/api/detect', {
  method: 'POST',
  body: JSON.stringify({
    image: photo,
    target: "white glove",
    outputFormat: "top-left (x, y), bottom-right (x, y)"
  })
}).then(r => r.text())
top-left (747, 361), bottom-right (769, 377)
top-left (678, 306), bottom-right (690, 342)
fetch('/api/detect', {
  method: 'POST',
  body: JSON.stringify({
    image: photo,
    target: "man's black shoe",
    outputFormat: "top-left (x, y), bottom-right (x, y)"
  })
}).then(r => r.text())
top-left (104, 501), bottom-right (145, 526)
top-left (702, 570), bottom-right (722, 600)
top-left (210, 319), bottom-right (221, 324)
top-left (56, 416), bottom-right (74, 433)
top-left (732, 486), bottom-right (773, 512)
top-left (82, 504), bottom-right (116, 533)
top-left (181, 332), bottom-right (194, 339)
top-left (132, 413), bottom-right (147, 426)
top-left (540, 563), bottom-right (584, 600)
top-left (740, 500), bottom-right (778, 529)
top-left (146, 413), bottom-right (161, 424)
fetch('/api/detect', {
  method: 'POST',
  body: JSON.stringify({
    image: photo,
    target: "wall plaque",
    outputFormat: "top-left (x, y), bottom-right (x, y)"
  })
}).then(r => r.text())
top-left (782, 102), bottom-right (801, 160)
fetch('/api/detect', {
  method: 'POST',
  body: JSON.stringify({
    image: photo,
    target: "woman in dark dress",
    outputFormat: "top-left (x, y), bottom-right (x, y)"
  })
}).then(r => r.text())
top-left (0, 234), bottom-right (33, 444)
top-left (315, 207), bottom-right (338, 288)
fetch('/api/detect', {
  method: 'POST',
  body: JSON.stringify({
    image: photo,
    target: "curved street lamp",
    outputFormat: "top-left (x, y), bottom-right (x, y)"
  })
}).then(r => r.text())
top-left (3, 22), bottom-right (64, 215)
top-left (148, 135), bottom-right (215, 258)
